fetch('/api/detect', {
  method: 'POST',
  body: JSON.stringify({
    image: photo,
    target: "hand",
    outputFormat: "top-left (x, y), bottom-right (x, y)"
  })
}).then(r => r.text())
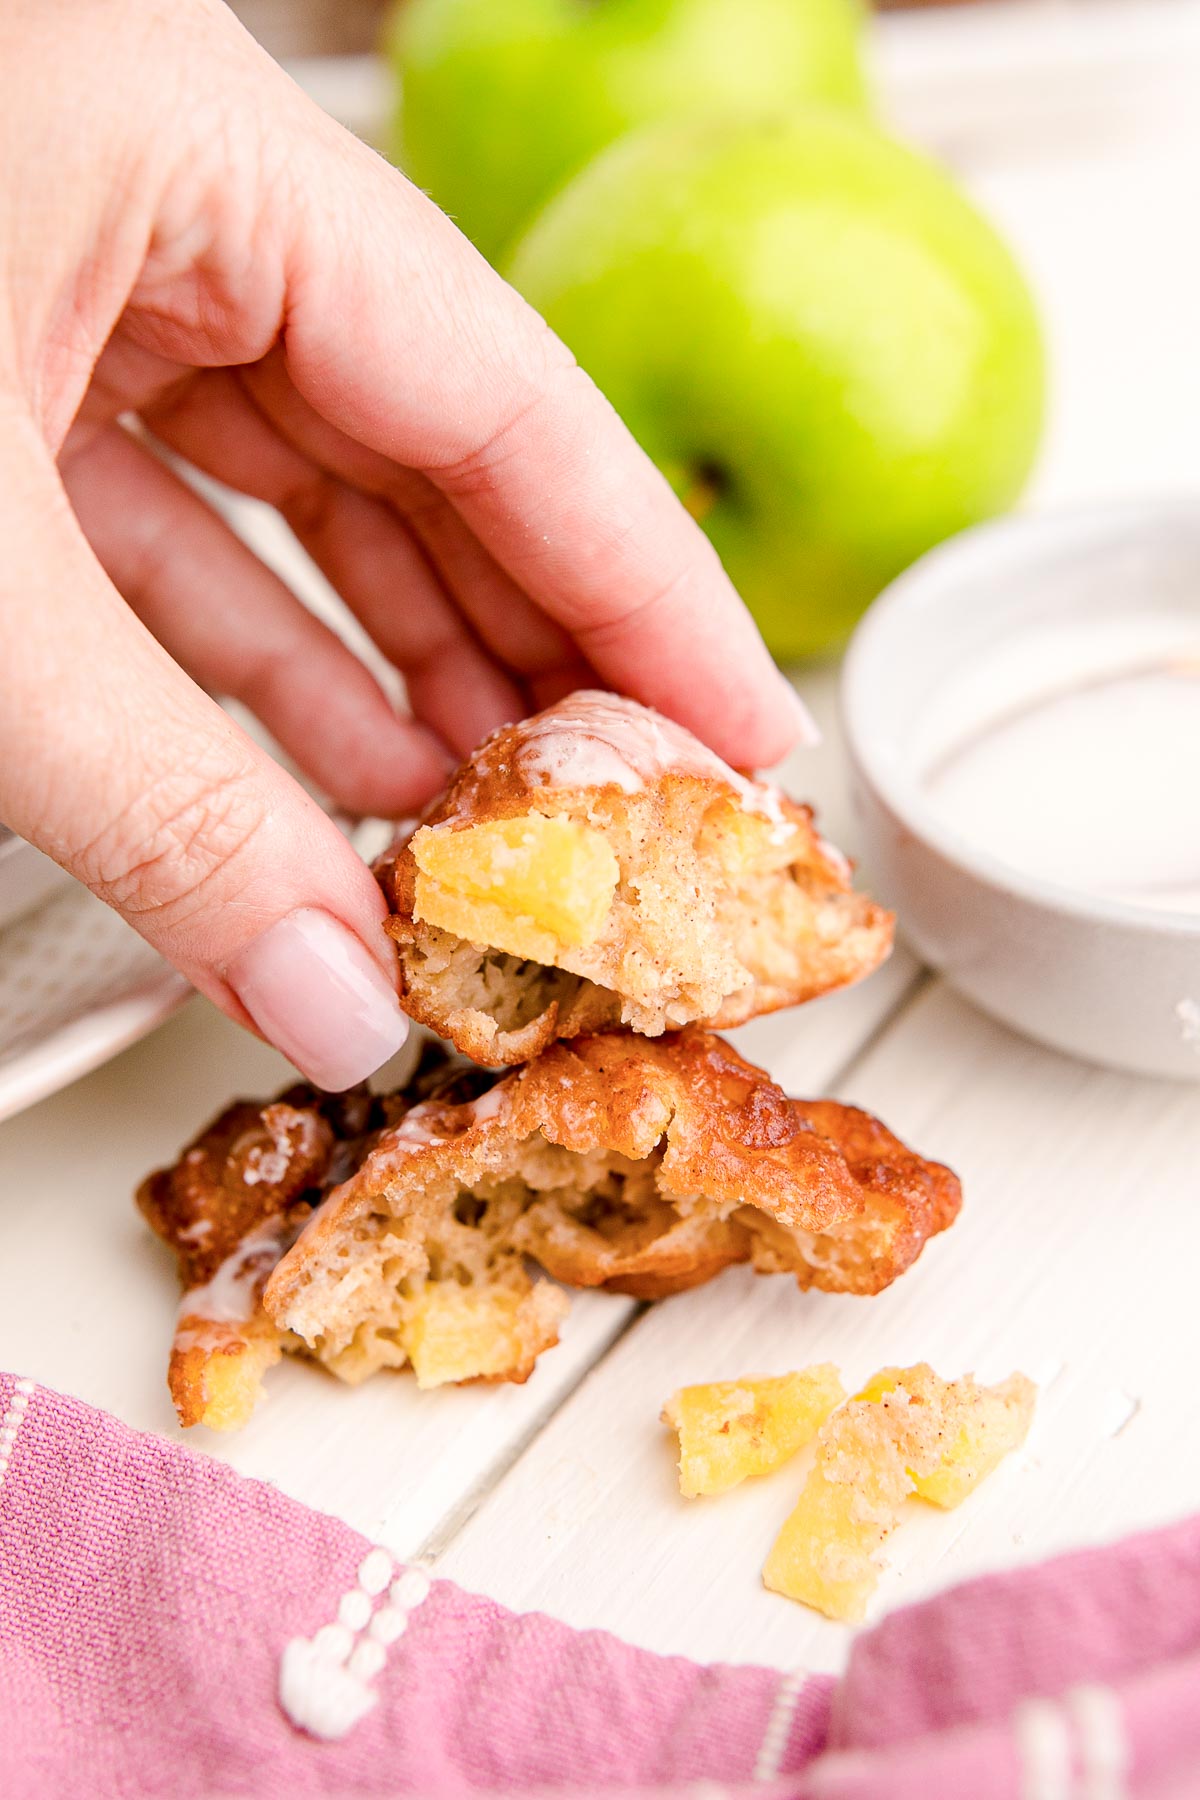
top-left (0, 0), bottom-right (812, 1088)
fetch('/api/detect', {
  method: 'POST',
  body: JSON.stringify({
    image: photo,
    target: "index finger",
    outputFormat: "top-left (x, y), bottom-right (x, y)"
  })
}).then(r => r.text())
top-left (281, 107), bottom-right (813, 768)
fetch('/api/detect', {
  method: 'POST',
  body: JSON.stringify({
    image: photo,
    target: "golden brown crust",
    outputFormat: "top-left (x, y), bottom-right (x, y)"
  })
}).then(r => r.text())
top-left (265, 1031), bottom-right (960, 1351)
top-left (514, 1036), bottom-right (960, 1298)
top-left (741, 1097), bottom-right (963, 1297)
top-left (137, 1071), bottom-right (446, 1428)
top-left (781, 1099), bottom-right (963, 1294)
top-left (527, 1033), bottom-right (863, 1222)
top-left (142, 1031), bottom-right (960, 1429)
top-left (168, 1308), bottom-right (289, 1434)
top-left (136, 1093), bottom-right (337, 1290)
top-left (375, 690), bottom-right (893, 1064)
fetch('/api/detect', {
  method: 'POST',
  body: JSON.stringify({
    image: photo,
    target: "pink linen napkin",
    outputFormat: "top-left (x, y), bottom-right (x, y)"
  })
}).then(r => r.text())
top-left (2, 1368), bottom-right (1198, 1799)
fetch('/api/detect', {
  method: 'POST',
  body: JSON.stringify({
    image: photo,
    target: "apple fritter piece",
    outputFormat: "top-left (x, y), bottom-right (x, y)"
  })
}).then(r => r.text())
top-left (143, 1031), bottom-right (960, 1430)
top-left (138, 1043), bottom-right (492, 1429)
top-left (507, 1035), bottom-right (961, 1300)
top-left (264, 1032), bottom-right (960, 1375)
top-left (138, 1083), bottom-right (387, 1430)
top-left (376, 689), bottom-right (893, 1065)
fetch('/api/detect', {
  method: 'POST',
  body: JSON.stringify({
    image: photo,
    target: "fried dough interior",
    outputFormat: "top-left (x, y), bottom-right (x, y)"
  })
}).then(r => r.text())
top-left (265, 1032), bottom-right (960, 1404)
top-left (269, 1132), bottom-right (736, 1393)
top-left (378, 692), bottom-right (893, 1064)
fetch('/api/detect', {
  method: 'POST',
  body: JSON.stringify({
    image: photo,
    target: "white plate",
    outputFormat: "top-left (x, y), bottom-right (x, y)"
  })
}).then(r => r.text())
top-left (0, 806), bottom-right (389, 1126)
top-left (0, 831), bottom-right (74, 932)
top-left (0, 885), bottom-right (193, 1125)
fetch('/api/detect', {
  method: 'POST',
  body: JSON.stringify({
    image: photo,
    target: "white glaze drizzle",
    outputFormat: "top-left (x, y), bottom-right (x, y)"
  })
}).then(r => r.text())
top-left (466, 1080), bottom-right (510, 1123)
top-left (375, 1078), bottom-right (512, 1157)
top-left (232, 1107), bottom-right (328, 1189)
top-left (243, 1146), bottom-right (291, 1187)
top-left (449, 690), bottom-right (796, 836)
top-left (386, 1107), bottom-right (449, 1152)
top-left (177, 1217), bottom-right (213, 1245)
top-left (178, 1220), bottom-right (300, 1327)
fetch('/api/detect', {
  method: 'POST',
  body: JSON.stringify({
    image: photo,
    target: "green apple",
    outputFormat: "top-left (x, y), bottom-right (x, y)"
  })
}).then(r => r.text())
top-left (506, 112), bottom-right (1045, 660)
top-left (391, 0), bottom-right (869, 263)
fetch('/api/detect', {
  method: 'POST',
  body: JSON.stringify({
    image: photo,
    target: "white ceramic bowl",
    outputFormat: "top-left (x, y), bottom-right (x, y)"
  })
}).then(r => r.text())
top-left (842, 500), bottom-right (1200, 1081)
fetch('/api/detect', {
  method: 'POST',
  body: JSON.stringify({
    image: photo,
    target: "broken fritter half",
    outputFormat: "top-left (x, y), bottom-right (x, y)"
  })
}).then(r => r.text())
top-left (138, 1032), bottom-right (960, 1432)
top-left (136, 1043), bottom-right (492, 1430)
top-left (375, 690), bottom-right (894, 1064)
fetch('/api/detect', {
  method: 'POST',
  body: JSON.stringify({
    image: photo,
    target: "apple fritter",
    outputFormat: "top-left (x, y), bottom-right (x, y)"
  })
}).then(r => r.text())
top-left (375, 690), bottom-right (893, 1064)
top-left (140, 1031), bottom-right (960, 1431)
top-left (138, 1084), bottom-right (363, 1432)
top-left (136, 1044), bottom-right (496, 1430)
top-left (265, 1030), bottom-right (960, 1381)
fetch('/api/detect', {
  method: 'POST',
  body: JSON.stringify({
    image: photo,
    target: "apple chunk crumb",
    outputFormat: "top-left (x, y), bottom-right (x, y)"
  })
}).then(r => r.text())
top-left (762, 1363), bottom-right (1036, 1621)
top-left (662, 1365), bottom-right (845, 1497)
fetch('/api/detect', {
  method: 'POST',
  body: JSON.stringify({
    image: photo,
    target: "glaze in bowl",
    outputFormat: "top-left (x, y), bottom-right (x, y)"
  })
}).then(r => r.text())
top-left (842, 501), bottom-right (1200, 1081)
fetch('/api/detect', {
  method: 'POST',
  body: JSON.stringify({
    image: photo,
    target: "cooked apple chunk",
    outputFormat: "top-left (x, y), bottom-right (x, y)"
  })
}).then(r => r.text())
top-left (397, 1273), bottom-right (569, 1391)
top-left (856, 1364), bottom-right (1037, 1509)
top-left (412, 813), bottom-right (620, 964)
top-left (663, 1366), bottom-right (845, 1497)
top-left (377, 690), bottom-right (893, 1064)
top-left (763, 1363), bottom-right (1035, 1621)
top-left (763, 1394), bottom-right (923, 1622)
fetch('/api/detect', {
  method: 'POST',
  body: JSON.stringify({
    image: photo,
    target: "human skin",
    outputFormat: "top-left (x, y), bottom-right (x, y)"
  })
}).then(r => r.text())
top-left (0, 0), bottom-right (811, 1089)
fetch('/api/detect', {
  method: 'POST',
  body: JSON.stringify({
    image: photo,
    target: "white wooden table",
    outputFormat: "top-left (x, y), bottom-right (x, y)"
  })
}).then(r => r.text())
top-left (3, 1), bottom-right (1200, 1680)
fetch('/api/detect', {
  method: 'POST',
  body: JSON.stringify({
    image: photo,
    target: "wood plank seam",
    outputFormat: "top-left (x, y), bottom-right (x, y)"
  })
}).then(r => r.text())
top-left (413, 1300), bottom-right (648, 1562)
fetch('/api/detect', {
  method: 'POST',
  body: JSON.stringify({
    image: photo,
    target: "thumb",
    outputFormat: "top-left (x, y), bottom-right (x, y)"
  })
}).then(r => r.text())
top-left (0, 420), bottom-right (409, 1090)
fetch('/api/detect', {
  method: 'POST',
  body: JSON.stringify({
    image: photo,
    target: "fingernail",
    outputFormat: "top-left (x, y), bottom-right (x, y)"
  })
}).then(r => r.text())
top-left (227, 909), bottom-right (408, 1091)
top-left (780, 676), bottom-right (822, 747)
